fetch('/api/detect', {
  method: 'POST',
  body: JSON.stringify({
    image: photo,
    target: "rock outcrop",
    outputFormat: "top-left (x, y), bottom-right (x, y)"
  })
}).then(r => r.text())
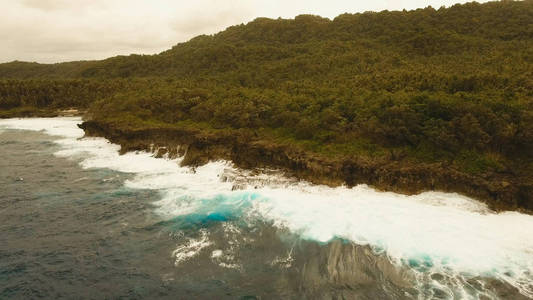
top-left (79, 120), bottom-right (532, 212)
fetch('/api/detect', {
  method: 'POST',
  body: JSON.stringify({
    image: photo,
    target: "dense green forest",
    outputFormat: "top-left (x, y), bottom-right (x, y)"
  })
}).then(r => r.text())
top-left (0, 1), bottom-right (532, 182)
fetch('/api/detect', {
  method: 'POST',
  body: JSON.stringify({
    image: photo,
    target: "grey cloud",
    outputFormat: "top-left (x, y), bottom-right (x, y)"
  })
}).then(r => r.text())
top-left (1, 0), bottom-right (255, 63)
top-left (21, 0), bottom-right (108, 11)
top-left (170, 8), bottom-right (252, 38)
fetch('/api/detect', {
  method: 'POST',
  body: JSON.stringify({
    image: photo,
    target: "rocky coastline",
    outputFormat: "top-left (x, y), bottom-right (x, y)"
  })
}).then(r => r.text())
top-left (0, 108), bottom-right (85, 119)
top-left (78, 120), bottom-right (532, 213)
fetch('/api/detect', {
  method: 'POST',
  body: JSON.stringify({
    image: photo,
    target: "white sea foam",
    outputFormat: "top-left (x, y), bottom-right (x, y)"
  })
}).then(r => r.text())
top-left (0, 117), bottom-right (84, 139)
top-left (211, 249), bottom-right (223, 258)
top-left (172, 229), bottom-right (212, 266)
top-left (271, 247), bottom-right (294, 269)
top-left (2, 117), bottom-right (532, 297)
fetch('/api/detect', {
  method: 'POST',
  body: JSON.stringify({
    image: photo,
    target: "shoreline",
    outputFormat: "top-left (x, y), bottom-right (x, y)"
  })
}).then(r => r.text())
top-left (0, 108), bottom-right (86, 119)
top-left (78, 119), bottom-right (532, 213)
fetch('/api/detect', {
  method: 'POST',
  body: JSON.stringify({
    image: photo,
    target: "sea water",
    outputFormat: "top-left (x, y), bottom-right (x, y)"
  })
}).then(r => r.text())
top-left (1, 117), bottom-right (532, 299)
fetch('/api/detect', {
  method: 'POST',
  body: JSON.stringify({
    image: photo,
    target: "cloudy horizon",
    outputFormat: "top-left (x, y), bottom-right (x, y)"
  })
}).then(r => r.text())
top-left (1, 0), bottom-right (490, 64)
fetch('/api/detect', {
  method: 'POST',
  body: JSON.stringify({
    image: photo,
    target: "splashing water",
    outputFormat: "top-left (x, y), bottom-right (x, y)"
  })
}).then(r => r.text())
top-left (1, 117), bottom-right (532, 299)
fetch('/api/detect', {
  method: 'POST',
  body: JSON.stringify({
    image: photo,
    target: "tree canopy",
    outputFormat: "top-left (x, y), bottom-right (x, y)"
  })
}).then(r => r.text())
top-left (0, 0), bottom-right (532, 181)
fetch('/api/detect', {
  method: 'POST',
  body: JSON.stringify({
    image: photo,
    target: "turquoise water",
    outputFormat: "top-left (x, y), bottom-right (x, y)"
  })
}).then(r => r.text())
top-left (1, 118), bottom-right (532, 299)
top-left (0, 129), bottom-right (408, 299)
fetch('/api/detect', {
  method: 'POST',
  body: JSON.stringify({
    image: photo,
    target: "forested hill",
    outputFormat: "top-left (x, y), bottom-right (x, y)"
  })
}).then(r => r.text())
top-left (1, 0), bottom-right (532, 82)
top-left (0, 1), bottom-right (532, 210)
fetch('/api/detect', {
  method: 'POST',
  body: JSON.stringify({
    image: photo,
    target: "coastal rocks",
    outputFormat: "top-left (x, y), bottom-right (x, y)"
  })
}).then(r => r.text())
top-left (78, 120), bottom-right (532, 213)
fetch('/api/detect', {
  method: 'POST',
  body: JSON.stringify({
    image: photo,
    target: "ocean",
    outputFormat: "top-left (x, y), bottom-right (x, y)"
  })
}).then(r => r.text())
top-left (0, 117), bottom-right (532, 299)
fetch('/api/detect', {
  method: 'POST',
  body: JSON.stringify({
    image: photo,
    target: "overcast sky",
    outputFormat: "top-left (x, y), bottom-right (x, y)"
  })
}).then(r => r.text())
top-left (1, 0), bottom-right (489, 63)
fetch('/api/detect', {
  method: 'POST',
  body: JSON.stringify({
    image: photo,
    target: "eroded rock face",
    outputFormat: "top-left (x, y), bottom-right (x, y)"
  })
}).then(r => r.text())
top-left (78, 120), bottom-right (532, 212)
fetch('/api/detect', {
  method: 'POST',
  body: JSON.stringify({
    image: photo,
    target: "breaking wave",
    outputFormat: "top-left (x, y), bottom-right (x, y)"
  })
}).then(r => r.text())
top-left (2, 117), bottom-right (532, 298)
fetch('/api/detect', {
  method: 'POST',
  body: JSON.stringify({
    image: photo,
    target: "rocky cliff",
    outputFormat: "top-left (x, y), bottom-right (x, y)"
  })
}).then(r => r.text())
top-left (79, 120), bottom-right (532, 213)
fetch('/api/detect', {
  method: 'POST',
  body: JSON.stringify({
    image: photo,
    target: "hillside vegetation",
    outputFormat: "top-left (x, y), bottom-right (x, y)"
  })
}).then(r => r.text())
top-left (0, 1), bottom-right (532, 209)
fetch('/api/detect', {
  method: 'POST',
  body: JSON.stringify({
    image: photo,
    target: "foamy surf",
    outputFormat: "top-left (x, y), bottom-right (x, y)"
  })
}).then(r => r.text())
top-left (1, 117), bottom-right (532, 298)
